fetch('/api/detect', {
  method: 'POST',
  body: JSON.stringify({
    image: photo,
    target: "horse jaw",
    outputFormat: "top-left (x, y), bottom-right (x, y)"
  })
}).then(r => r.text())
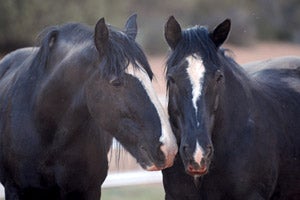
top-left (126, 64), bottom-right (178, 169)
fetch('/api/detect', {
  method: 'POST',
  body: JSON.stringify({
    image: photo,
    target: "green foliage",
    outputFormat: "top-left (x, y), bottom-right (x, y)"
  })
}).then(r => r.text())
top-left (0, 0), bottom-right (299, 53)
top-left (0, 0), bottom-right (129, 52)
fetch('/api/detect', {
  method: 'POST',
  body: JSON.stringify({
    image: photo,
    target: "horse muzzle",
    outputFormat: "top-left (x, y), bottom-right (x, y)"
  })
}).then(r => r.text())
top-left (145, 154), bottom-right (176, 171)
top-left (160, 142), bottom-right (178, 168)
top-left (145, 149), bottom-right (177, 171)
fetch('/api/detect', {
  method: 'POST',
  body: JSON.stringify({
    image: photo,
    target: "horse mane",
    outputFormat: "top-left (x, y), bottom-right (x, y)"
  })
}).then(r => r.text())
top-left (166, 25), bottom-right (251, 82)
top-left (166, 25), bottom-right (219, 74)
top-left (98, 27), bottom-right (153, 80)
top-left (165, 24), bottom-right (256, 108)
top-left (34, 22), bottom-right (153, 80)
top-left (166, 25), bottom-right (223, 94)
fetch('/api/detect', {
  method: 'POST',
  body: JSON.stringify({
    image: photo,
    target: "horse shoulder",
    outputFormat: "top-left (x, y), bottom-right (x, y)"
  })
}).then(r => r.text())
top-left (243, 57), bottom-right (300, 198)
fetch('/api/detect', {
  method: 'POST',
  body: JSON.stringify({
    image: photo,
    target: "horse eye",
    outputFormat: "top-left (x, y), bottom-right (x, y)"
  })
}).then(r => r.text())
top-left (139, 144), bottom-right (147, 152)
top-left (215, 70), bottom-right (223, 83)
top-left (167, 75), bottom-right (176, 84)
top-left (216, 74), bottom-right (223, 82)
top-left (109, 76), bottom-right (123, 87)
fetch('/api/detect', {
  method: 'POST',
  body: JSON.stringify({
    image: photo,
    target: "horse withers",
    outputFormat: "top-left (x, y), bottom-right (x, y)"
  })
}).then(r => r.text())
top-left (163, 16), bottom-right (300, 199)
top-left (0, 14), bottom-right (177, 200)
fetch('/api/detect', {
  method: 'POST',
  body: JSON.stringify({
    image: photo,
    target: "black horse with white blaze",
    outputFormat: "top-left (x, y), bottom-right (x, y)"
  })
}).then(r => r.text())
top-left (162, 16), bottom-right (300, 199)
top-left (0, 15), bottom-right (177, 199)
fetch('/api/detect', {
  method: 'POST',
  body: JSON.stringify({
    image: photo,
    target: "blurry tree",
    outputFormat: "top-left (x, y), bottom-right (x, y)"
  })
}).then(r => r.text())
top-left (0, 0), bottom-right (129, 53)
top-left (0, 0), bottom-right (299, 54)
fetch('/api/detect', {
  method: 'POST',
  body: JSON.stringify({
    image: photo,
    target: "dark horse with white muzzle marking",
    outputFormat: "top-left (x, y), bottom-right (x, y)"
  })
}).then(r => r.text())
top-left (0, 14), bottom-right (177, 199)
top-left (162, 16), bottom-right (300, 199)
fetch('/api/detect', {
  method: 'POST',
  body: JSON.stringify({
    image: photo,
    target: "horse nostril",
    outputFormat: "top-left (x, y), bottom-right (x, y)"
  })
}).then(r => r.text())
top-left (206, 145), bottom-right (213, 158)
top-left (181, 144), bottom-right (190, 156)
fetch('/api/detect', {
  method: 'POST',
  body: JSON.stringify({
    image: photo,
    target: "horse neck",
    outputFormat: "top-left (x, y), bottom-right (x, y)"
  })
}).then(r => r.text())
top-left (38, 68), bottom-right (109, 152)
top-left (216, 61), bottom-right (256, 129)
top-left (34, 49), bottom-right (96, 135)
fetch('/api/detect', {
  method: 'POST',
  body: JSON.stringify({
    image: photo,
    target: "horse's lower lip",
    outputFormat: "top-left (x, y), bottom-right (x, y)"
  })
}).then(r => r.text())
top-left (146, 165), bottom-right (163, 171)
top-left (186, 165), bottom-right (208, 176)
top-left (146, 160), bottom-right (174, 171)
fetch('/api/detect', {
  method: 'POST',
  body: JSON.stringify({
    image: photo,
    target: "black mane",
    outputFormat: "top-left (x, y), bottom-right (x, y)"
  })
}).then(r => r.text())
top-left (99, 27), bottom-right (153, 79)
top-left (166, 25), bottom-right (219, 74)
top-left (166, 25), bottom-right (251, 85)
top-left (36, 22), bottom-right (153, 79)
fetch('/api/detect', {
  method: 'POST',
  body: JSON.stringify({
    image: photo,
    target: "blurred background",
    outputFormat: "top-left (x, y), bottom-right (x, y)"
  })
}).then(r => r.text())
top-left (0, 0), bottom-right (300, 54)
top-left (1, 0), bottom-right (300, 199)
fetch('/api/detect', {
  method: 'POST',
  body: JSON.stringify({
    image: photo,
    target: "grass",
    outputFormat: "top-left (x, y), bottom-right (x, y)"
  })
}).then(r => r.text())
top-left (101, 184), bottom-right (164, 200)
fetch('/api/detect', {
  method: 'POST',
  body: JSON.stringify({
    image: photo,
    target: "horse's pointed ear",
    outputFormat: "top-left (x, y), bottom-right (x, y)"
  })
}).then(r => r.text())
top-left (210, 19), bottom-right (231, 48)
top-left (124, 13), bottom-right (137, 40)
top-left (165, 16), bottom-right (182, 50)
top-left (95, 18), bottom-right (109, 56)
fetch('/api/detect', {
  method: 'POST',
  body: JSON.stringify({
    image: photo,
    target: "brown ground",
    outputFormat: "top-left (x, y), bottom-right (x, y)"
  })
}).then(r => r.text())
top-left (109, 42), bottom-right (300, 172)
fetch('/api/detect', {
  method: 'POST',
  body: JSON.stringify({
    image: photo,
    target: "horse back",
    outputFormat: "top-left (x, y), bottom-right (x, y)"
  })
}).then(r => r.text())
top-left (243, 56), bottom-right (300, 73)
top-left (248, 56), bottom-right (300, 147)
top-left (244, 56), bottom-right (300, 198)
top-left (0, 48), bottom-right (38, 80)
top-left (0, 31), bottom-right (57, 186)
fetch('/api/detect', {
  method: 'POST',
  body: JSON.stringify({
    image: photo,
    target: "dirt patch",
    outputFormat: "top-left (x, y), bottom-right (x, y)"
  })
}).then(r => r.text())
top-left (225, 42), bottom-right (300, 64)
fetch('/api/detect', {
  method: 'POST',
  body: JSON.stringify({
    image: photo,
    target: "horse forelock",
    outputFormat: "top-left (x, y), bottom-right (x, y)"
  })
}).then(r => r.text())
top-left (166, 25), bottom-right (219, 74)
top-left (98, 28), bottom-right (153, 80)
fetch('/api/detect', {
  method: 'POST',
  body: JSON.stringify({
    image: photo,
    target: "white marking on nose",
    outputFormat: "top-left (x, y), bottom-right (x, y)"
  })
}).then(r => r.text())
top-left (193, 141), bottom-right (204, 165)
top-left (186, 55), bottom-right (205, 126)
top-left (126, 64), bottom-right (178, 167)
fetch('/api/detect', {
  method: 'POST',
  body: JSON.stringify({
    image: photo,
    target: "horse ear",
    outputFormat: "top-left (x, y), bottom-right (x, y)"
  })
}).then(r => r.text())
top-left (124, 13), bottom-right (138, 40)
top-left (165, 16), bottom-right (182, 50)
top-left (95, 18), bottom-right (109, 56)
top-left (210, 19), bottom-right (231, 48)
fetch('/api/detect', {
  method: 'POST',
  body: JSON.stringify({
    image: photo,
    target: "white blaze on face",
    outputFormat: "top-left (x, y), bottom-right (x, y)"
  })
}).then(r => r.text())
top-left (126, 64), bottom-right (178, 168)
top-left (193, 141), bottom-right (204, 165)
top-left (186, 55), bottom-right (206, 126)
